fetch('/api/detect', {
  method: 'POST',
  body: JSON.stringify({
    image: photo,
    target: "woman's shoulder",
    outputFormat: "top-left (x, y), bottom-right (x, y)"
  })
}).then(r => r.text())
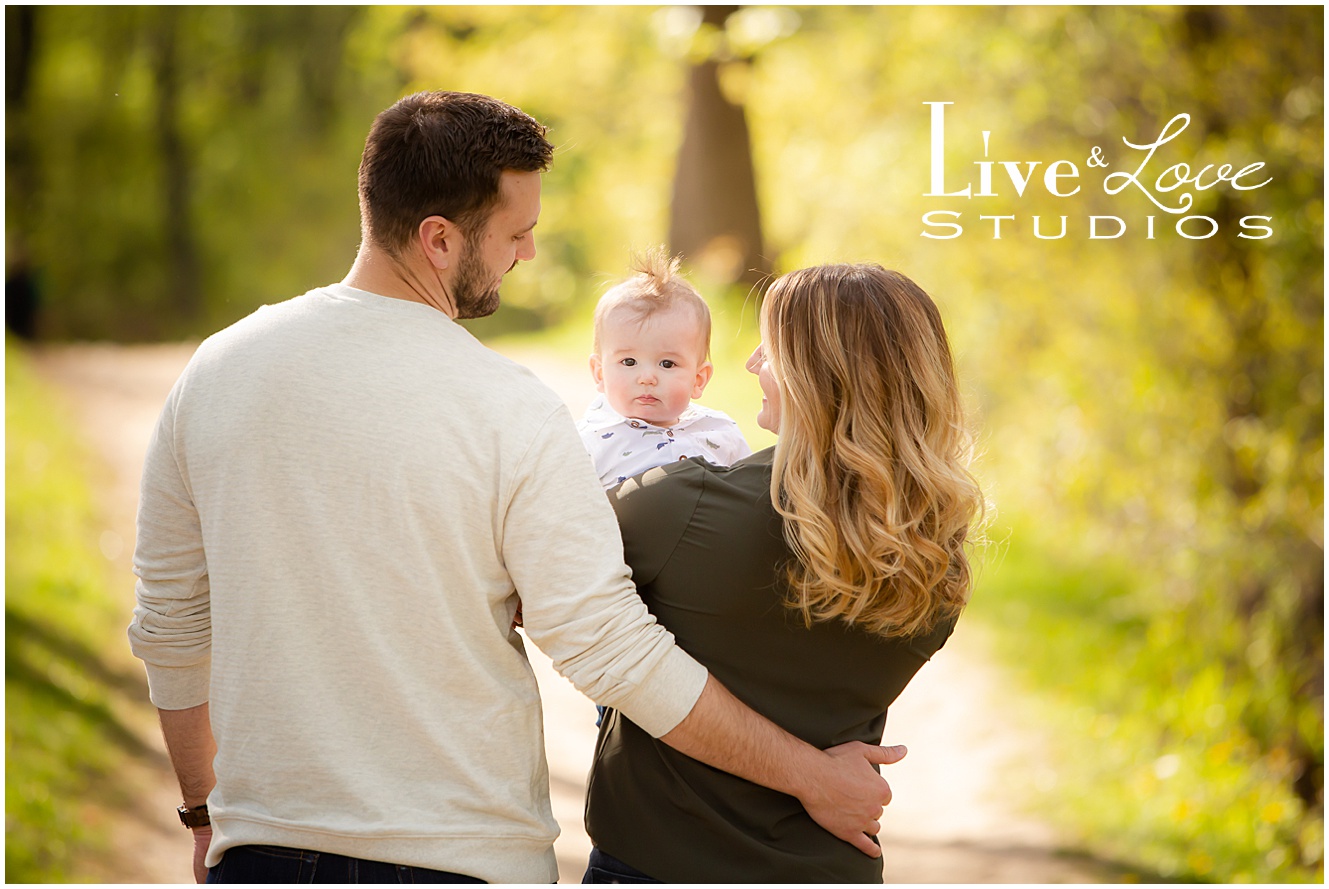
top-left (608, 448), bottom-right (776, 586)
top-left (610, 447), bottom-right (773, 505)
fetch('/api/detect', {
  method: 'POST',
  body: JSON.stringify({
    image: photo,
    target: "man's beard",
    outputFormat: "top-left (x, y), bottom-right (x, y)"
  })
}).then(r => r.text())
top-left (450, 242), bottom-right (501, 320)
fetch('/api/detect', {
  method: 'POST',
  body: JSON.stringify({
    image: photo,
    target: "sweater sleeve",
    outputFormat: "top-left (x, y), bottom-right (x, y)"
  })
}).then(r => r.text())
top-left (503, 406), bottom-right (708, 738)
top-left (127, 383), bottom-right (213, 710)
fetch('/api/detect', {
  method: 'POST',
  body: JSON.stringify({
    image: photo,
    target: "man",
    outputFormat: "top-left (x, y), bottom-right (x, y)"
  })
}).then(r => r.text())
top-left (129, 91), bottom-right (902, 883)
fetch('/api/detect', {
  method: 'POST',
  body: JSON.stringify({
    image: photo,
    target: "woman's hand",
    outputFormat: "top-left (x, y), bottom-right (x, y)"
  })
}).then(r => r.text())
top-left (795, 742), bottom-right (907, 857)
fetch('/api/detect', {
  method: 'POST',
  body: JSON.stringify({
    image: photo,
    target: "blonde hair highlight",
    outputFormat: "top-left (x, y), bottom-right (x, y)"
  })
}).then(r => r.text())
top-left (763, 263), bottom-right (983, 638)
top-left (592, 247), bottom-right (711, 359)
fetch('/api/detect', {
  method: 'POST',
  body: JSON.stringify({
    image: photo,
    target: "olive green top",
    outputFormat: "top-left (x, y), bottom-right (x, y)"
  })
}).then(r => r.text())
top-left (584, 447), bottom-right (958, 883)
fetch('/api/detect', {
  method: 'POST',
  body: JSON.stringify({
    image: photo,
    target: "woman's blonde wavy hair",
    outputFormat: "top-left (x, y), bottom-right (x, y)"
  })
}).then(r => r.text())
top-left (763, 263), bottom-right (983, 639)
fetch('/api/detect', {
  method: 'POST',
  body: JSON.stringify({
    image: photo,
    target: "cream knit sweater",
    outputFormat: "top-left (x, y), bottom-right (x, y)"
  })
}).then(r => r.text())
top-left (128, 284), bottom-right (707, 882)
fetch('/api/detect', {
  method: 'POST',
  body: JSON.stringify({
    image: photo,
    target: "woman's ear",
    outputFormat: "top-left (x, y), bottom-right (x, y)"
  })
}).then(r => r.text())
top-left (692, 361), bottom-right (714, 398)
top-left (417, 216), bottom-right (461, 270)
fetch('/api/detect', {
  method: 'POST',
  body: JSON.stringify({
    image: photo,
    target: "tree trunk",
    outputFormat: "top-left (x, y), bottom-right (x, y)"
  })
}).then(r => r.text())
top-left (299, 7), bottom-right (361, 135)
top-left (668, 5), bottom-right (770, 287)
top-left (6, 6), bottom-right (36, 106)
top-left (6, 6), bottom-right (41, 338)
top-left (152, 7), bottom-right (202, 323)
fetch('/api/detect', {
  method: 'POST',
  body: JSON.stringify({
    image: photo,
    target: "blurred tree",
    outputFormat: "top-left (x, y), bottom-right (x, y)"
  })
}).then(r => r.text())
top-left (149, 7), bottom-right (202, 322)
top-left (1172, 5), bottom-right (1323, 811)
top-left (6, 5), bottom-right (41, 338)
top-left (1015, 4), bottom-right (1324, 816)
top-left (668, 5), bottom-right (770, 286)
top-left (14, 6), bottom-right (375, 339)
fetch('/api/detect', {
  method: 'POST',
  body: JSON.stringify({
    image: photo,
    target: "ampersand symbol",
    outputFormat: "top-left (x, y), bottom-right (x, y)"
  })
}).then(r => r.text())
top-left (1087, 146), bottom-right (1108, 168)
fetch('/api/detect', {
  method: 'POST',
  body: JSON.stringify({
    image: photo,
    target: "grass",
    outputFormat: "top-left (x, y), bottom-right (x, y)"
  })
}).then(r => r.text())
top-left (968, 521), bottom-right (1324, 883)
top-left (5, 339), bottom-right (162, 882)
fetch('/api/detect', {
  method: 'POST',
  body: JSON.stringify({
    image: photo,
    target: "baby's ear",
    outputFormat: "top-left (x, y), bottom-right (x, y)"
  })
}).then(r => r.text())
top-left (589, 354), bottom-right (606, 392)
top-left (692, 361), bottom-right (714, 398)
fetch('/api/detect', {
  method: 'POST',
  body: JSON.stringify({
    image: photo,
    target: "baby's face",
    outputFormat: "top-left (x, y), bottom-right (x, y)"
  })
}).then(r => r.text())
top-left (591, 306), bottom-right (713, 428)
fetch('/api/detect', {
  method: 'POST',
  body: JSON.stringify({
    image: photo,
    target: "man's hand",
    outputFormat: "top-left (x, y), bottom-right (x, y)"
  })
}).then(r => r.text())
top-left (157, 705), bottom-right (217, 882)
top-left (191, 826), bottom-right (212, 883)
top-left (659, 676), bottom-right (910, 858)
top-left (794, 742), bottom-right (907, 857)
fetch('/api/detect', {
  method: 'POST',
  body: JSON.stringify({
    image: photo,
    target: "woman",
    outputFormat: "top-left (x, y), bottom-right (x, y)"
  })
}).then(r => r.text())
top-left (582, 263), bottom-right (984, 883)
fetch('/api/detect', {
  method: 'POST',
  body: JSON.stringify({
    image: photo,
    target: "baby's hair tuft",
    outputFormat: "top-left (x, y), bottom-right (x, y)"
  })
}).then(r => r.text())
top-left (592, 246), bottom-right (712, 358)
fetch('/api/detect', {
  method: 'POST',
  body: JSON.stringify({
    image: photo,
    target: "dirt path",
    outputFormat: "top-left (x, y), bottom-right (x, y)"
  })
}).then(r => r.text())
top-left (31, 341), bottom-right (1120, 883)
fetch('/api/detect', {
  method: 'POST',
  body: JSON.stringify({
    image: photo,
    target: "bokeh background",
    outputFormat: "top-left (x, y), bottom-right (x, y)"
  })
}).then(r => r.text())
top-left (6, 5), bottom-right (1323, 883)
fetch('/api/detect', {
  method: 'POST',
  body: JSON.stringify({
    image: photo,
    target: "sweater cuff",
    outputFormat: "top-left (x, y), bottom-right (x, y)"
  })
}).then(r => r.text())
top-left (620, 646), bottom-right (709, 738)
top-left (145, 660), bottom-right (212, 711)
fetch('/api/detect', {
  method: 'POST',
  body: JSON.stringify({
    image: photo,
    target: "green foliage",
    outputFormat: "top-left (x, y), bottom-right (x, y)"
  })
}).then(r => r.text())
top-left (4, 341), bottom-right (154, 881)
top-left (974, 522), bottom-right (1323, 882)
top-left (10, 6), bottom-right (693, 339)
top-left (732, 7), bottom-right (1323, 876)
top-left (7, 7), bottom-right (1322, 882)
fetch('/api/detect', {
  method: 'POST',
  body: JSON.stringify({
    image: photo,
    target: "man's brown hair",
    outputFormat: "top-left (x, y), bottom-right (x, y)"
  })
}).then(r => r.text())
top-left (357, 91), bottom-right (553, 256)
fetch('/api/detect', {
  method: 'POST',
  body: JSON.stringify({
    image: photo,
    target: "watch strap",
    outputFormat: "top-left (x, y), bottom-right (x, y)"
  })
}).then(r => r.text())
top-left (177, 803), bottom-right (210, 828)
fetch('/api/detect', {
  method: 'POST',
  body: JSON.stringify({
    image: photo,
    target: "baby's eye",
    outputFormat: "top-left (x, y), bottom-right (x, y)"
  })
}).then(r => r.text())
top-left (659, 360), bottom-right (677, 369)
top-left (620, 357), bottom-right (637, 367)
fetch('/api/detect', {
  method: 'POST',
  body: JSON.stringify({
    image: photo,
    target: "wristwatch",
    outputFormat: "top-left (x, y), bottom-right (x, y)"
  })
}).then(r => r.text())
top-left (177, 803), bottom-right (210, 828)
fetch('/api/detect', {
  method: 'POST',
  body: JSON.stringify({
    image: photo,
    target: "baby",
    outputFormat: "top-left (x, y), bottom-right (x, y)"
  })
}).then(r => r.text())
top-left (577, 249), bottom-right (751, 489)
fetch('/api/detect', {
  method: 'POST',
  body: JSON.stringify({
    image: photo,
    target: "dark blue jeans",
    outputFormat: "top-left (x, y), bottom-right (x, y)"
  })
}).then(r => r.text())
top-left (582, 847), bottom-right (660, 884)
top-left (206, 844), bottom-right (485, 883)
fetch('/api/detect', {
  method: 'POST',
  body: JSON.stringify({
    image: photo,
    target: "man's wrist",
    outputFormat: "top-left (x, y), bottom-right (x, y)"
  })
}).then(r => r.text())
top-left (177, 802), bottom-right (210, 828)
top-left (778, 740), bottom-right (825, 802)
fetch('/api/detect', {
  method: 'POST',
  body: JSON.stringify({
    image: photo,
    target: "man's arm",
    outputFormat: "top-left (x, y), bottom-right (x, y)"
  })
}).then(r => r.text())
top-left (661, 675), bottom-right (902, 857)
top-left (159, 703), bottom-right (217, 883)
top-left (130, 385), bottom-right (216, 882)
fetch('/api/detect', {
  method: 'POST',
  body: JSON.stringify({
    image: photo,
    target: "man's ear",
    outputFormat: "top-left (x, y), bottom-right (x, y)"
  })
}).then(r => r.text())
top-left (418, 216), bottom-right (462, 270)
top-left (589, 354), bottom-right (606, 392)
top-left (692, 361), bottom-right (714, 399)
